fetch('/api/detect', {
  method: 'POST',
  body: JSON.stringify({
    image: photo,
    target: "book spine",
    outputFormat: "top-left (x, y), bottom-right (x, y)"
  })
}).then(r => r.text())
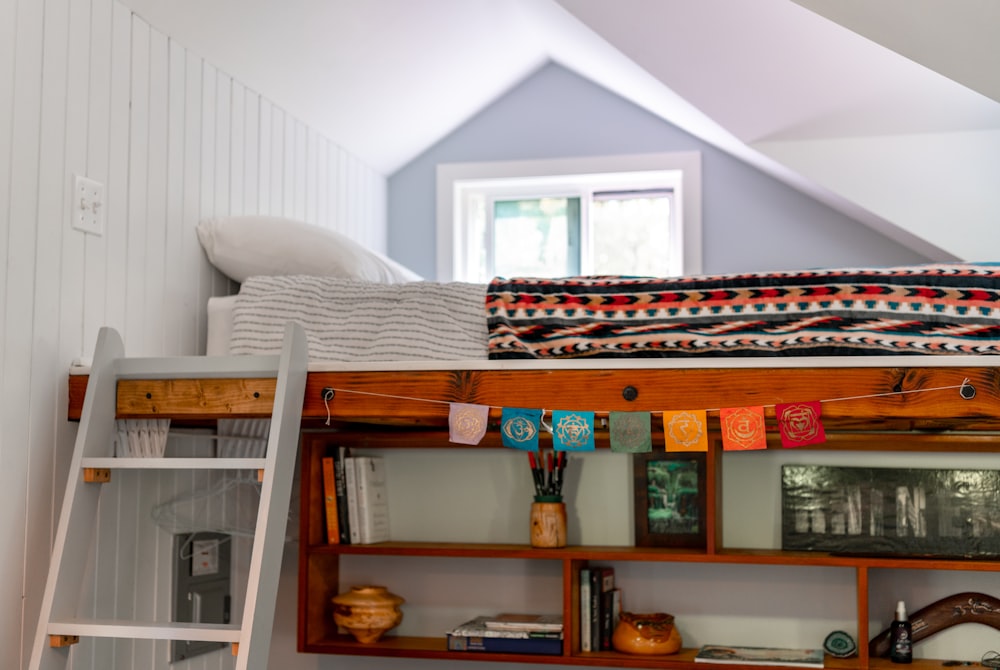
top-left (344, 456), bottom-right (361, 544)
top-left (579, 568), bottom-right (591, 652)
top-left (599, 567), bottom-right (615, 651)
top-left (321, 456), bottom-right (339, 544)
top-left (333, 446), bottom-right (351, 544)
top-left (354, 456), bottom-right (390, 544)
top-left (589, 568), bottom-right (601, 653)
top-left (354, 456), bottom-right (371, 544)
top-left (447, 635), bottom-right (562, 655)
top-left (611, 587), bottom-right (622, 644)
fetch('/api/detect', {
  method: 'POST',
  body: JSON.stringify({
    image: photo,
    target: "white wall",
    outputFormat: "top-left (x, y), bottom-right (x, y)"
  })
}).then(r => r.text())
top-left (0, 0), bottom-right (386, 668)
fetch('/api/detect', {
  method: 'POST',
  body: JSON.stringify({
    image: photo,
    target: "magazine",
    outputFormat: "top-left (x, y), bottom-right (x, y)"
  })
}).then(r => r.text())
top-left (695, 645), bottom-right (824, 667)
top-left (447, 616), bottom-right (563, 639)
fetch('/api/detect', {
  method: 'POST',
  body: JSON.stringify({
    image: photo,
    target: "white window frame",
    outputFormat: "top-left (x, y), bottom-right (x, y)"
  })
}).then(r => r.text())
top-left (436, 153), bottom-right (702, 282)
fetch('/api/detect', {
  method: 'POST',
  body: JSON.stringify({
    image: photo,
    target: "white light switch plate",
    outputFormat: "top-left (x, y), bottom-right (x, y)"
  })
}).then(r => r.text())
top-left (73, 175), bottom-right (105, 236)
top-left (191, 539), bottom-right (220, 577)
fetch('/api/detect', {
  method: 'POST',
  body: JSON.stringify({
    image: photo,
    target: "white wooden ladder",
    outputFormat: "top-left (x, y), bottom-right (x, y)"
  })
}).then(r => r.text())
top-left (29, 322), bottom-right (308, 670)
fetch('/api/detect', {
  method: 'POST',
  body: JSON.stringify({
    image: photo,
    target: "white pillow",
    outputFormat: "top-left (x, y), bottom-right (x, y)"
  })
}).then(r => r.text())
top-left (196, 216), bottom-right (422, 283)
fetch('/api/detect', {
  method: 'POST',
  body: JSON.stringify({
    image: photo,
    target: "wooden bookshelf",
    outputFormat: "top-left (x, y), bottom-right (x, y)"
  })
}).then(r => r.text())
top-left (297, 424), bottom-right (1000, 669)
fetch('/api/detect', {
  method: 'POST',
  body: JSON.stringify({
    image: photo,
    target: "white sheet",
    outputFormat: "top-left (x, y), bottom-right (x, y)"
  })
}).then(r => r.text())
top-left (206, 295), bottom-right (238, 356)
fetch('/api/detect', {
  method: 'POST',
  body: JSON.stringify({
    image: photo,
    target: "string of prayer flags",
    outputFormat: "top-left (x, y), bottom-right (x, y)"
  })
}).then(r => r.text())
top-left (448, 402), bottom-right (489, 445)
top-left (500, 407), bottom-right (542, 450)
top-left (608, 411), bottom-right (652, 453)
top-left (720, 406), bottom-right (768, 451)
top-left (662, 410), bottom-right (709, 452)
top-left (551, 410), bottom-right (595, 451)
top-left (776, 401), bottom-right (826, 448)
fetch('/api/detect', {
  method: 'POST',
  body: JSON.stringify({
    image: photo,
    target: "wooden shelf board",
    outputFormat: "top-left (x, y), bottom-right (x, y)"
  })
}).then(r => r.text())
top-left (306, 542), bottom-right (1000, 571)
top-left (299, 639), bottom-right (980, 670)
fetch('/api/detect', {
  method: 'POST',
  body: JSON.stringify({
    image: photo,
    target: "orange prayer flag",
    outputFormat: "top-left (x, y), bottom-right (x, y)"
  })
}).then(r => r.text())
top-left (662, 410), bottom-right (708, 452)
top-left (720, 406), bottom-right (768, 451)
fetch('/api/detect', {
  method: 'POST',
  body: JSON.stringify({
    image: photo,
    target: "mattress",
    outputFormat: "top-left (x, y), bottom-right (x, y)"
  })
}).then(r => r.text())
top-left (224, 264), bottom-right (1000, 364)
top-left (207, 295), bottom-right (238, 356)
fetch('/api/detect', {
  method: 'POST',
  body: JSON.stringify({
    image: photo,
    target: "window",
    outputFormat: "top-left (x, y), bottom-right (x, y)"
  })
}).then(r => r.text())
top-left (437, 153), bottom-right (701, 282)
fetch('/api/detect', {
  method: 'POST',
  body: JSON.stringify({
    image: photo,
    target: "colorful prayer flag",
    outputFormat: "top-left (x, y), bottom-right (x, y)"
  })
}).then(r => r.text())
top-left (551, 410), bottom-right (595, 451)
top-left (609, 411), bottom-right (652, 453)
top-left (500, 407), bottom-right (542, 450)
top-left (662, 410), bottom-right (708, 452)
top-left (776, 401), bottom-right (826, 448)
top-left (448, 402), bottom-right (489, 445)
top-left (720, 406), bottom-right (767, 451)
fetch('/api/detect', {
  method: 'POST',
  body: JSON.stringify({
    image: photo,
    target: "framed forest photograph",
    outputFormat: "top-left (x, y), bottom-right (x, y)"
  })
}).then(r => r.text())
top-left (633, 452), bottom-right (707, 548)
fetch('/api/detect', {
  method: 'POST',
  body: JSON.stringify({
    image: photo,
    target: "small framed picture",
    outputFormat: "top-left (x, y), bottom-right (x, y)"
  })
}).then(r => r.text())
top-left (633, 452), bottom-right (707, 548)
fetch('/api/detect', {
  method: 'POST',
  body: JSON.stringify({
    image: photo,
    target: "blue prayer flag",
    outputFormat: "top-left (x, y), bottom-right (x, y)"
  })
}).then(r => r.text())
top-left (500, 407), bottom-right (542, 451)
top-left (551, 410), bottom-right (595, 451)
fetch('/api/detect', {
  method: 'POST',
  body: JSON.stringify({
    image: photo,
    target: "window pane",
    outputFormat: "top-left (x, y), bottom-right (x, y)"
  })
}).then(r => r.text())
top-left (493, 198), bottom-right (580, 277)
top-left (591, 192), bottom-right (672, 276)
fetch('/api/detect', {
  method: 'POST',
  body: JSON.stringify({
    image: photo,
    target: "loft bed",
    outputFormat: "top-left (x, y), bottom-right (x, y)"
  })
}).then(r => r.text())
top-left (69, 260), bottom-right (1000, 433)
top-left (62, 221), bottom-right (1000, 667)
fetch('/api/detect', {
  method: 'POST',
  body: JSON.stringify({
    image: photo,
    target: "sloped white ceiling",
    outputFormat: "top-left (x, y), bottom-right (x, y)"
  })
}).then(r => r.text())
top-left (791, 0), bottom-right (1000, 104)
top-left (554, 0), bottom-right (1000, 261)
top-left (118, 0), bottom-right (1000, 260)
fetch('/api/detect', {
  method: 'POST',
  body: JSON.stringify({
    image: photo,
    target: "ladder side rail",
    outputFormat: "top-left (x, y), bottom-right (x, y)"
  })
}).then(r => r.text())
top-left (29, 327), bottom-right (124, 670)
top-left (235, 322), bottom-right (308, 670)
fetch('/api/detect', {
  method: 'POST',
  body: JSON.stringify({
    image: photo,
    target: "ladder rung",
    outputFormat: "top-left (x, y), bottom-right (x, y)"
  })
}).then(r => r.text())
top-left (81, 457), bottom-right (267, 471)
top-left (116, 354), bottom-right (281, 379)
top-left (47, 619), bottom-right (241, 643)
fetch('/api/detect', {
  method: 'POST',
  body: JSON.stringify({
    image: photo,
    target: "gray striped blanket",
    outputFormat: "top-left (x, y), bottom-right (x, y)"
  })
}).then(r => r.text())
top-left (229, 275), bottom-right (488, 361)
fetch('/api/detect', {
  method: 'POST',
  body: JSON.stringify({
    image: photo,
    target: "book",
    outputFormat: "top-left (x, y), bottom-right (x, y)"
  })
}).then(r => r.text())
top-left (589, 565), bottom-right (613, 652)
top-left (610, 588), bottom-right (622, 641)
top-left (321, 456), bottom-right (339, 544)
top-left (579, 568), bottom-right (591, 652)
top-left (484, 613), bottom-right (563, 632)
top-left (589, 568), bottom-right (600, 652)
top-left (353, 455), bottom-right (389, 544)
top-left (694, 645), bottom-right (825, 667)
top-left (446, 617), bottom-right (562, 655)
top-left (598, 568), bottom-right (616, 651)
top-left (343, 455), bottom-right (361, 544)
top-left (332, 446), bottom-right (351, 544)
top-left (446, 633), bottom-right (563, 655)
top-left (448, 616), bottom-right (563, 639)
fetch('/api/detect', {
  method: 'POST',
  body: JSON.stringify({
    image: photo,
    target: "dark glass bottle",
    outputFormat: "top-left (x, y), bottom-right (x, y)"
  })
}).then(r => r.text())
top-left (889, 600), bottom-right (912, 664)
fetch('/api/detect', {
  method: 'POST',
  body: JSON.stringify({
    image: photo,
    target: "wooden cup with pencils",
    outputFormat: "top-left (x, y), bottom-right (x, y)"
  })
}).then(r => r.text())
top-left (528, 451), bottom-right (567, 548)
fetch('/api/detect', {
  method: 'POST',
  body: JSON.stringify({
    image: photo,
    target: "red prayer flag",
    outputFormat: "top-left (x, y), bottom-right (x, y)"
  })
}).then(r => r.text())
top-left (776, 401), bottom-right (826, 448)
top-left (720, 406), bottom-right (767, 451)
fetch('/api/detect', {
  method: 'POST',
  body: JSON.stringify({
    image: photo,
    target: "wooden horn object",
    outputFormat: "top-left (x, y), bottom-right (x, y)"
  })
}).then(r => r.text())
top-left (869, 591), bottom-right (1000, 657)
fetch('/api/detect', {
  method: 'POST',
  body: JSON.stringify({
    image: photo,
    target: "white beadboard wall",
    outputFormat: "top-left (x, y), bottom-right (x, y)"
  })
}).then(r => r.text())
top-left (0, 0), bottom-right (386, 669)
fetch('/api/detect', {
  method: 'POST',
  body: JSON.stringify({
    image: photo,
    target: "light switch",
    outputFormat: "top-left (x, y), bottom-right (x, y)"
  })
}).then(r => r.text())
top-left (73, 175), bottom-right (105, 236)
top-left (191, 538), bottom-right (220, 576)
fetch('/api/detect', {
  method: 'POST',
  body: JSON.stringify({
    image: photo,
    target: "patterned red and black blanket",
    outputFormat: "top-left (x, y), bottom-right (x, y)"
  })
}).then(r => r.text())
top-left (485, 264), bottom-right (1000, 359)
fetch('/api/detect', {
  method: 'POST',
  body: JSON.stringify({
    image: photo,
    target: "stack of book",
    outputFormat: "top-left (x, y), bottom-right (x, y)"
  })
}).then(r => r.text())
top-left (579, 565), bottom-right (621, 652)
top-left (446, 614), bottom-right (563, 655)
top-left (321, 447), bottom-right (389, 545)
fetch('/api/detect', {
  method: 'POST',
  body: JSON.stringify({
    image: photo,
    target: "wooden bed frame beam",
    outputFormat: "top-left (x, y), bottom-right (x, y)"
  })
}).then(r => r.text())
top-left (69, 365), bottom-right (1000, 431)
